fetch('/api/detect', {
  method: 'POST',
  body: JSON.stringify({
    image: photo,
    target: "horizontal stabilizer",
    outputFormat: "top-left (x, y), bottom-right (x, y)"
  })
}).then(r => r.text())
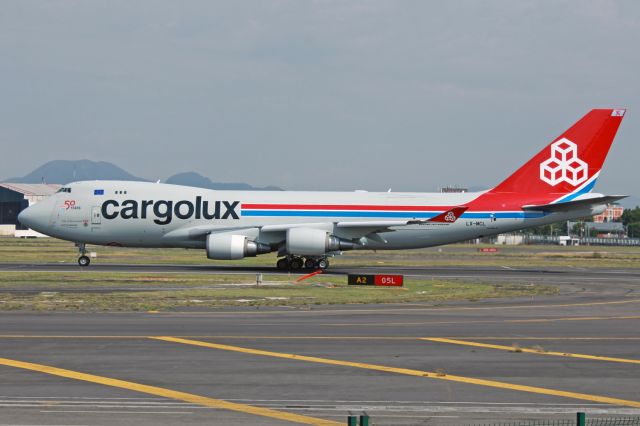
top-left (522, 195), bottom-right (627, 212)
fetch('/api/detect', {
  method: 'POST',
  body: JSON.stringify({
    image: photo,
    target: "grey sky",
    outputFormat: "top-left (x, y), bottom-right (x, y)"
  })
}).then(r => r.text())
top-left (1, 1), bottom-right (638, 197)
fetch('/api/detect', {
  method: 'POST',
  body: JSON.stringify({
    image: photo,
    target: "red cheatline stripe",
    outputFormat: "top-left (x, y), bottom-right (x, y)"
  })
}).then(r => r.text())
top-left (241, 204), bottom-right (448, 211)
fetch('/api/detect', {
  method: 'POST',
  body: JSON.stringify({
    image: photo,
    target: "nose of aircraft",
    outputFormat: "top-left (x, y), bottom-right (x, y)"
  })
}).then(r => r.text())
top-left (18, 199), bottom-right (52, 232)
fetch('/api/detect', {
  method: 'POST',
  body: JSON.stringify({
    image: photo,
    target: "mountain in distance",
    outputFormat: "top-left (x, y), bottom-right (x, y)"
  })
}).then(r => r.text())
top-left (166, 172), bottom-right (282, 191)
top-left (5, 160), bottom-right (282, 191)
top-left (6, 160), bottom-right (147, 184)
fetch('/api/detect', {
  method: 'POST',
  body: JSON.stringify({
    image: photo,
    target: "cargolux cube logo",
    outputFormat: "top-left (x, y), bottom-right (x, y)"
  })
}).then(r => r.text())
top-left (539, 138), bottom-right (588, 187)
top-left (444, 211), bottom-right (456, 222)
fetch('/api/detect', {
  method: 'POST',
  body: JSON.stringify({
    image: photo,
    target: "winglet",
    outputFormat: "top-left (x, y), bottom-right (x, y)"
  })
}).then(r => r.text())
top-left (427, 206), bottom-right (468, 223)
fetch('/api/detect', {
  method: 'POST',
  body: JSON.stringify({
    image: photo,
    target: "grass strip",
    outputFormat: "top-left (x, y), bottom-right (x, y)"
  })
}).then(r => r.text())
top-left (0, 272), bottom-right (556, 311)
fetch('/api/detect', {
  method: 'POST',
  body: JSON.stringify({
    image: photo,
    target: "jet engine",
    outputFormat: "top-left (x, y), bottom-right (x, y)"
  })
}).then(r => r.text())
top-left (206, 233), bottom-right (271, 260)
top-left (285, 228), bottom-right (358, 256)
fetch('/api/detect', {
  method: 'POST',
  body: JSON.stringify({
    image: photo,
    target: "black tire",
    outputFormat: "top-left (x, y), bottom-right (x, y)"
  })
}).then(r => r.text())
top-left (290, 257), bottom-right (303, 270)
top-left (317, 258), bottom-right (329, 269)
top-left (78, 255), bottom-right (91, 267)
top-left (304, 259), bottom-right (316, 269)
top-left (276, 258), bottom-right (289, 270)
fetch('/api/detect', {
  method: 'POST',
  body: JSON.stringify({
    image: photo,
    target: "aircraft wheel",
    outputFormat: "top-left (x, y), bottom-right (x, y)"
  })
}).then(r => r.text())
top-left (304, 258), bottom-right (316, 269)
top-left (78, 255), bottom-right (91, 267)
top-left (276, 258), bottom-right (289, 270)
top-left (316, 258), bottom-right (329, 270)
top-left (289, 257), bottom-right (303, 270)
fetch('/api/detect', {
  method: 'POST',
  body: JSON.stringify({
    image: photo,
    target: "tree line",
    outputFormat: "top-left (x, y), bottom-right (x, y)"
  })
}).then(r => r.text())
top-left (525, 206), bottom-right (640, 238)
top-left (621, 206), bottom-right (640, 238)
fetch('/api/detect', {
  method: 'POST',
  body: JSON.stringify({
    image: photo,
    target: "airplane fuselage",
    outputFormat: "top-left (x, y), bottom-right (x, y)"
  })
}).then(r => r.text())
top-left (30, 180), bottom-right (601, 250)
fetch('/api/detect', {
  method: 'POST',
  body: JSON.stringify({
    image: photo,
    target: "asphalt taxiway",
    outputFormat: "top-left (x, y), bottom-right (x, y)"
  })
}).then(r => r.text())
top-left (1, 262), bottom-right (639, 301)
top-left (0, 264), bottom-right (639, 425)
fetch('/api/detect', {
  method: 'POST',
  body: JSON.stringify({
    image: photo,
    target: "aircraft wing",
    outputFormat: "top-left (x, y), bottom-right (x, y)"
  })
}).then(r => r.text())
top-left (162, 225), bottom-right (259, 241)
top-left (163, 206), bottom-right (468, 242)
top-left (260, 206), bottom-right (467, 232)
top-left (522, 195), bottom-right (627, 213)
top-left (262, 206), bottom-right (468, 244)
top-left (336, 206), bottom-right (468, 228)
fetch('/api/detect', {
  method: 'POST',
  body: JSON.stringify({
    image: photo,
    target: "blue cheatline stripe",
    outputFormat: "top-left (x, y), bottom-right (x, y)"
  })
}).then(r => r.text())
top-left (555, 176), bottom-right (598, 203)
top-left (242, 210), bottom-right (438, 218)
top-left (241, 210), bottom-right (546, 219)
top-left (463, 212), bottom-right (546, 219)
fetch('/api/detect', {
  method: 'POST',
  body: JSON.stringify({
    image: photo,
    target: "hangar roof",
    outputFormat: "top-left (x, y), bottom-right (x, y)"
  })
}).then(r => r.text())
top-left (0, 183), bottom-right (61, 196)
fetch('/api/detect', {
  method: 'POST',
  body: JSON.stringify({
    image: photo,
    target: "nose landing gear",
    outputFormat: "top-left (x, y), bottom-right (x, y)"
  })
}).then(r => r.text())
top-left (76, 242), bottom-right (90, 267)
top-left (276, 256), bottom-right (329, 271)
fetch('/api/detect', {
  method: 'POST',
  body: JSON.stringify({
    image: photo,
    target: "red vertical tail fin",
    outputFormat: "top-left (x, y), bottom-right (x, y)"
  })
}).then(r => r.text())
top-left (490, 109), bottom-right (625, 196)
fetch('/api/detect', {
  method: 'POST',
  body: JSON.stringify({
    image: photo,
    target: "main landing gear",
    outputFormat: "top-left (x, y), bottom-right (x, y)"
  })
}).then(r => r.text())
top-left (76, 242), bottom-right (90, 267)
top-left (276, 256), bottom-right (329, 271)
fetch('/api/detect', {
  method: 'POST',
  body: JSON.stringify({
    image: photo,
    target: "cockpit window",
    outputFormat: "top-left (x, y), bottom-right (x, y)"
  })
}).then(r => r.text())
top-left (56, 188), bottom-right (72, 193)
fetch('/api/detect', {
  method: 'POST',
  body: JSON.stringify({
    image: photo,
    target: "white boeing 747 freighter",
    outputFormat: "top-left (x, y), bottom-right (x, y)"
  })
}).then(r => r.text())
top-left (18, 109), bottom-right (627, 270)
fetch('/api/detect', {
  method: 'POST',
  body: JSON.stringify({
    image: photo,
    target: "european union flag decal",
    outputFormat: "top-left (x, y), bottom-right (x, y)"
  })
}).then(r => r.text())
top-left (94, 189), bottom-right (104, 195)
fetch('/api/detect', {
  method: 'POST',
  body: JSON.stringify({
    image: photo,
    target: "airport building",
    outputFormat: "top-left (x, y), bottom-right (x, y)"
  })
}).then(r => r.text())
top-left (568, 220), bottom-right (626, 239)
top-left (593, 203), bottom-right (624, 223)
top-left (0, 183), bottom-right (61, 237)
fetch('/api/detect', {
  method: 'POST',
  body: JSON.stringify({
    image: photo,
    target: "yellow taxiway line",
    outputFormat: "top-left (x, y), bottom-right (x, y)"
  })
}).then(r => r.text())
top-left (152, 336), bottom-right (640, 409)
top-left (434, 337), bottom-right (640, 341)
top-left (0, 357), bottom-right (340, 425)
top-left (421, 337), bottom-right (640, 365)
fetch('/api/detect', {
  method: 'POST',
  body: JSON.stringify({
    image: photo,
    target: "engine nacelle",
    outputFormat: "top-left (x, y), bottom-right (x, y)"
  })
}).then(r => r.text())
top-left (285, 228), bottom-right (358, 256)
top-left (206, 233), bottom-right (271, 260)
